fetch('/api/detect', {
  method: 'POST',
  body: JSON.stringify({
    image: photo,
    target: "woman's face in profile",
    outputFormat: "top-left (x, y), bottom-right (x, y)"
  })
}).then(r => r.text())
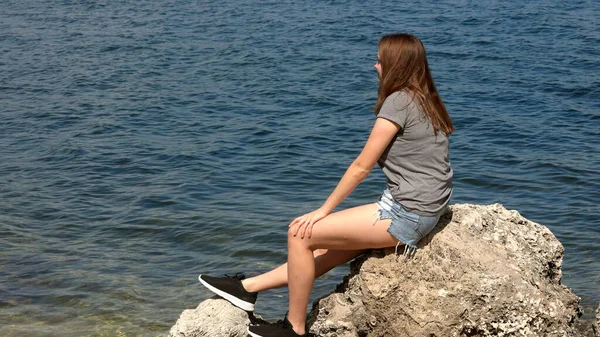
top-left (374, 52), bottom-right (382, 82)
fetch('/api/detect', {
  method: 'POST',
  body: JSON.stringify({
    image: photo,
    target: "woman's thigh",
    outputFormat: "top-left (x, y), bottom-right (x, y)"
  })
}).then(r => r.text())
top-left (288, 203), bottom-right (399, 251)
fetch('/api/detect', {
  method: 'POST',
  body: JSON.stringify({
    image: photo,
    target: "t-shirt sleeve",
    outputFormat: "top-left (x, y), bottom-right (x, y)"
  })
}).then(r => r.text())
top-left (376, 91), bottom-right (410, 129)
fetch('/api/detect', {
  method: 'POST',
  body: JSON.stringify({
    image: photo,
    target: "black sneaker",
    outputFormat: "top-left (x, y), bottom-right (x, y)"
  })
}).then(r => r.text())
top-left (198, 273), bottom-right (258, 311)
top-left (248, 316), bottom-right (307, 337)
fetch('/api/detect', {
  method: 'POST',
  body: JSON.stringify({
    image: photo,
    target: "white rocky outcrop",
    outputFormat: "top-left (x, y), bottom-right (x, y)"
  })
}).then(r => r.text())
top-left (169, 204), bottom-right (598, 337)
top-left (169, 298), bottom-right (250, 337)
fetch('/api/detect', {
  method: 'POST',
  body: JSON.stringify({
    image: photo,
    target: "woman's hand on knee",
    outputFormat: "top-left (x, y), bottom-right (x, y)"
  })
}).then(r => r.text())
top-left (289, 208), bottom-right (328, 239)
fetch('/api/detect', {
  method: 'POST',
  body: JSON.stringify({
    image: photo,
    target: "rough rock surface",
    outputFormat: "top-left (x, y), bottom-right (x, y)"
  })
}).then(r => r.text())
top-left (170, 204), bottom-right (593, 337)
top-left (307, 204), bottom-right (583, 337)
top-left (169, 298), bottom-right (250, 337)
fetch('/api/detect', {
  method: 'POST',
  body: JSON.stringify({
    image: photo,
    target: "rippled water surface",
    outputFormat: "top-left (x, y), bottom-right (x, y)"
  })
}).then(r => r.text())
top-left (1, 0), bottom-right (599, 336)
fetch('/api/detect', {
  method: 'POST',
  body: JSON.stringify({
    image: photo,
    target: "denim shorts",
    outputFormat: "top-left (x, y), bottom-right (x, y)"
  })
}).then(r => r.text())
top-left (374, 189), bottom-right (445, 255)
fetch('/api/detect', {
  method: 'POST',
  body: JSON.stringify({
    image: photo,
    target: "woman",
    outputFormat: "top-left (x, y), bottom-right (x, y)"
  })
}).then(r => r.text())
top-left (199, 33), bottom-right (454, 337)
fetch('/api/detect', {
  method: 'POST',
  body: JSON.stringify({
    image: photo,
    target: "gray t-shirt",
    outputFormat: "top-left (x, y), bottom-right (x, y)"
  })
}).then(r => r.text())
top-left (376, 91), bottom-right (453, 216)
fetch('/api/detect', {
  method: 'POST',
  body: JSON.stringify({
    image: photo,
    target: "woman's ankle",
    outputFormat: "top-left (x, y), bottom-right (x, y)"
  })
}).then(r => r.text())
top-left (287, 316), bottom-right (306, 335)
top-left (241, 278), bottom-right (257, 293)
top-left (292, 326), bottom-right (306, 336)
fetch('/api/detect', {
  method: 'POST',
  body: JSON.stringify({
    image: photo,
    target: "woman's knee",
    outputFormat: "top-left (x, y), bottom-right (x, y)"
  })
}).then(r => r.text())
top-left (287, 227), bottom-right (312, 249)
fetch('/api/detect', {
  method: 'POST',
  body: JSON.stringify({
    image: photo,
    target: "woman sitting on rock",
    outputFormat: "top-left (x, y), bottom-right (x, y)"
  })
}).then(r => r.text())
top-left (199, 33), bottom-right (455, 337)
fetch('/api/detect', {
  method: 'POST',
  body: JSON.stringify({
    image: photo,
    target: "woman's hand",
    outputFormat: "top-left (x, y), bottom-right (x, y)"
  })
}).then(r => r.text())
top-left (289, 208), bottom-right (328, 239)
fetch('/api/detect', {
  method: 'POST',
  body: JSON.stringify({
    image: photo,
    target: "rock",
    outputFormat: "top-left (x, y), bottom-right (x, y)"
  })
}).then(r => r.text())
top-left (595, 304), bottom-right (600, 336)
top-left (307, 204), bottom-right (583, 337)
top-left (170, 204), bottom-right (589, 337)
top-left (169, 298), bottom-right (250, 337)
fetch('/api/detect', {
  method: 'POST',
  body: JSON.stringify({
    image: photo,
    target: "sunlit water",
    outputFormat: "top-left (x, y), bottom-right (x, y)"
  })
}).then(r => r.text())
top-left (1, 1), bottom-right (598, 336)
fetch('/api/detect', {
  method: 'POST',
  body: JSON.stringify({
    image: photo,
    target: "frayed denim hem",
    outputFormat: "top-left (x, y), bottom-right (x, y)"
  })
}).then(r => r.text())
top-left (373, 207), bottom-right (418, 260)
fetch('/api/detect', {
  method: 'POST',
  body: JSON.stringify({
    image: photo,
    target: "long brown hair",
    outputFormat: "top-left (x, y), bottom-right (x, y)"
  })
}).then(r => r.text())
top-left (374, 34), bottom-right (454, 135)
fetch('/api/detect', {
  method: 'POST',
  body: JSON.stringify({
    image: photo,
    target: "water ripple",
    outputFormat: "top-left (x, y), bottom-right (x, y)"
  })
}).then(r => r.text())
top-left (1, 0), bottom-right (599, 336)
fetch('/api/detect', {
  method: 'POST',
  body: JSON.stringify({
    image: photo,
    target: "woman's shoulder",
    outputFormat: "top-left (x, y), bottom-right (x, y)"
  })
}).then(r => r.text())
top-left (385, 90), bottom-right (409, 101)
top-left (383, 90), bottom-right (417, 111)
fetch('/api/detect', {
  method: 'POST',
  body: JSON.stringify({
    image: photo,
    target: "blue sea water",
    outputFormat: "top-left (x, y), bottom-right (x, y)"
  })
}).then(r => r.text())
top-left (1, 0), bottom-right (598, 336)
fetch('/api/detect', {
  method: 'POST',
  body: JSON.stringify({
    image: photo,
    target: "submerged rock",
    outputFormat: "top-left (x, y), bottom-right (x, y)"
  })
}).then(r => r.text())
top-left (170, 204), bottom-right (592, 337)
top-left (595, 304), bottom-right (600, 335)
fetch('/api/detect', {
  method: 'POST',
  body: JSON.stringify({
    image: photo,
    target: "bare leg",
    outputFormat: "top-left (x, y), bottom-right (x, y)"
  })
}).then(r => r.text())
top-left (242, 249), bottom-right (365, 293)
top-left (286, 203), bottom-right (399, 335)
